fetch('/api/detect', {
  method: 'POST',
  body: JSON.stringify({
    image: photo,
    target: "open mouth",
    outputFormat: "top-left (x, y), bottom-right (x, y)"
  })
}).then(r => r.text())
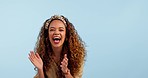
top-left (53, 37), bottom-right (61, 44)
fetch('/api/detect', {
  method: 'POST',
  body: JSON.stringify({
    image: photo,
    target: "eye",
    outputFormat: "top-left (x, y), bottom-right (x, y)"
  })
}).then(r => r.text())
top-left (49, 29), bottom-right (55, 31)
top-left (59, 29), bottom-right (64, 32)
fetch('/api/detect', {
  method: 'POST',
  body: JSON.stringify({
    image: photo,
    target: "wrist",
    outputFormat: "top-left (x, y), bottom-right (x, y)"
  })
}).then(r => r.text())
top-left (34, 67), bottom-right (43, 71)
top-left (63, 69), bottom-right (70, 75)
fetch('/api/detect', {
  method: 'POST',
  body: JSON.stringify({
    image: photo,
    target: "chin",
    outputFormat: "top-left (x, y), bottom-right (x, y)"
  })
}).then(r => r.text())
top-left (52, 45), bottom-right (63, 48)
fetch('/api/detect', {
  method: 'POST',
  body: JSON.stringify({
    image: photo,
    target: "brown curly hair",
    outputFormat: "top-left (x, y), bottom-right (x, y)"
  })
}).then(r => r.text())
top-left (34, 15), bottom-right (86, 77)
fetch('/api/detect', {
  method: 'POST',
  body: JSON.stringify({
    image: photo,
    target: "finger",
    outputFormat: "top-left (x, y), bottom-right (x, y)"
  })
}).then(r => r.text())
top-left (31, 51), bottom-right (38, 60)
top-left (64, 54), bottom-right (67, 58)
top-left (28, 53), bottom-right (33, 60)
top-left (64, 54), bottom-right (68, 61)
top-left (61, 61), bottom-right (68, 68)
top-left (31, 51), bottom-right (35, 56)
top-left (29, 52), bottom-right (37, 62)
top-left (28, 54), bottom-right (35, 62)
top-left (30, 51), bottom-right (35, 58)
top-left (60, 64), bottom-right (66, 70)
top-left (60, 64), bottom-right (63, 68)
top-left (28, 56), bottom-right (34, 64)
top-left (28, 57), bottom-right (37, 67)
top-left (62, 59), bottom-right (68, 66)
top-left (28, 53), bottom-right (31, 57)
top-left (30, 51), bottom-right (34, 55)
top-left (62, 57), bottom-right (68, 65)
top-left (35, 53), bottom-right (40, 59)
top-left (60, 64), bottom-right (68, 73)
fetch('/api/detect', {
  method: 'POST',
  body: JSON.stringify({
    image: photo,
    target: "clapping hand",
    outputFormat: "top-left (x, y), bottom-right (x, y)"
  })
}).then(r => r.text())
top-left (60, 54), bottom-right (70, 74)
top-left (28, 51), bottom-right (43, 70)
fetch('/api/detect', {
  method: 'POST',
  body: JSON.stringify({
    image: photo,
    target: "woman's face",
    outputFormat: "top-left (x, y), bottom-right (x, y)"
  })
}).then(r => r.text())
top-left (48, 20), bottom-right (66, 48)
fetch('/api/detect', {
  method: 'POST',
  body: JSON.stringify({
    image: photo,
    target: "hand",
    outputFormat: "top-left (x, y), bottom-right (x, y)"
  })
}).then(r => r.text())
top-left (28, 51), bottom-right (43, 70)
top-left (60, 54), bottom-right (69, 74)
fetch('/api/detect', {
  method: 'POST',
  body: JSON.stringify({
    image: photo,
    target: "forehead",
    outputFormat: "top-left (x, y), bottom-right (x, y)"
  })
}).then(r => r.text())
top-left (49, 20), bottom-right (66, 28)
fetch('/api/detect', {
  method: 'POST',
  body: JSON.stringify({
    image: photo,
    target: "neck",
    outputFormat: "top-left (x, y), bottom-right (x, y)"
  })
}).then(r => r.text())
top-left (52, 46), bottom-right (63, 63)
top-left (52, 46), bottom-right (62, 58)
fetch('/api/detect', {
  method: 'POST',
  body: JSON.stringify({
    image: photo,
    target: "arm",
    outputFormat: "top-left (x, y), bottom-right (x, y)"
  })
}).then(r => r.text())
top-left (64, 69), bottom-right (73, 78)
top-left (37, 68), bottom-right (45, 78)
top-left (29, 51), bottom-right (45, 78)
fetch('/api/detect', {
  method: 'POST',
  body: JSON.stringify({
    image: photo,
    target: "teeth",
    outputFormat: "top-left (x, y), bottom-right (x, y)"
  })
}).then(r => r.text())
top-left (53, 37), bottom-right (61, 40)
top-left (54, 37), bottom-right (59, 38)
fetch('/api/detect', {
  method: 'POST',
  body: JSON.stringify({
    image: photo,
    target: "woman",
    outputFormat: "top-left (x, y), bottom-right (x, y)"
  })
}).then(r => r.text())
top-left (28, 15), bottom-right (86, 78)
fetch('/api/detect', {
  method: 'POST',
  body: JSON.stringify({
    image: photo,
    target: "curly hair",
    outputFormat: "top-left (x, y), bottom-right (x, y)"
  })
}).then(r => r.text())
top-left (34, 15), bottom-right (86, 77)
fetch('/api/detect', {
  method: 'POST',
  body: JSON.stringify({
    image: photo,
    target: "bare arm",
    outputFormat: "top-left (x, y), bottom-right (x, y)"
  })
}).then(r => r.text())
top-left (37, 68), bottom-right (45, 78)
top-left (64, 69), bottom-right (73, 78)
top-left (29, 51), bottom-right (45, 78)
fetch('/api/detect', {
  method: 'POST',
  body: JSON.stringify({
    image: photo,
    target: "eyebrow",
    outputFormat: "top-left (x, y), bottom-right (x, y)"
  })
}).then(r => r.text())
top-left (49, 27), bottom-right (65, 29)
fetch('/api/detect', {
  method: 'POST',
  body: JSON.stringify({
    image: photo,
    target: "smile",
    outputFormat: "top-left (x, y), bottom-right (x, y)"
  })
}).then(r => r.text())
top-left (53, 37), bottom-right (61, 44)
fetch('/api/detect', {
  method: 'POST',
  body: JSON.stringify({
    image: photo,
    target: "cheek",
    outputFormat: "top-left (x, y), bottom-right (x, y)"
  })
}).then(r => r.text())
top-left (63, 32), bottom-right (66, 39)
top-left (48, 33), bottom-right (53, 40)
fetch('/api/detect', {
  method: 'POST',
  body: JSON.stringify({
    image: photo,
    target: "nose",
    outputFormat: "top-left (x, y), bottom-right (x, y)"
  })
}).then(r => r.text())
top-left (54, 29), bottom-right (60, 35)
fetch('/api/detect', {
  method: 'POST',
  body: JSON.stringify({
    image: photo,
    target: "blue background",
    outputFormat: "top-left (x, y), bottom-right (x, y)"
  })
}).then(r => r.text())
top-left (0, 0), bottom-right (148, 78)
